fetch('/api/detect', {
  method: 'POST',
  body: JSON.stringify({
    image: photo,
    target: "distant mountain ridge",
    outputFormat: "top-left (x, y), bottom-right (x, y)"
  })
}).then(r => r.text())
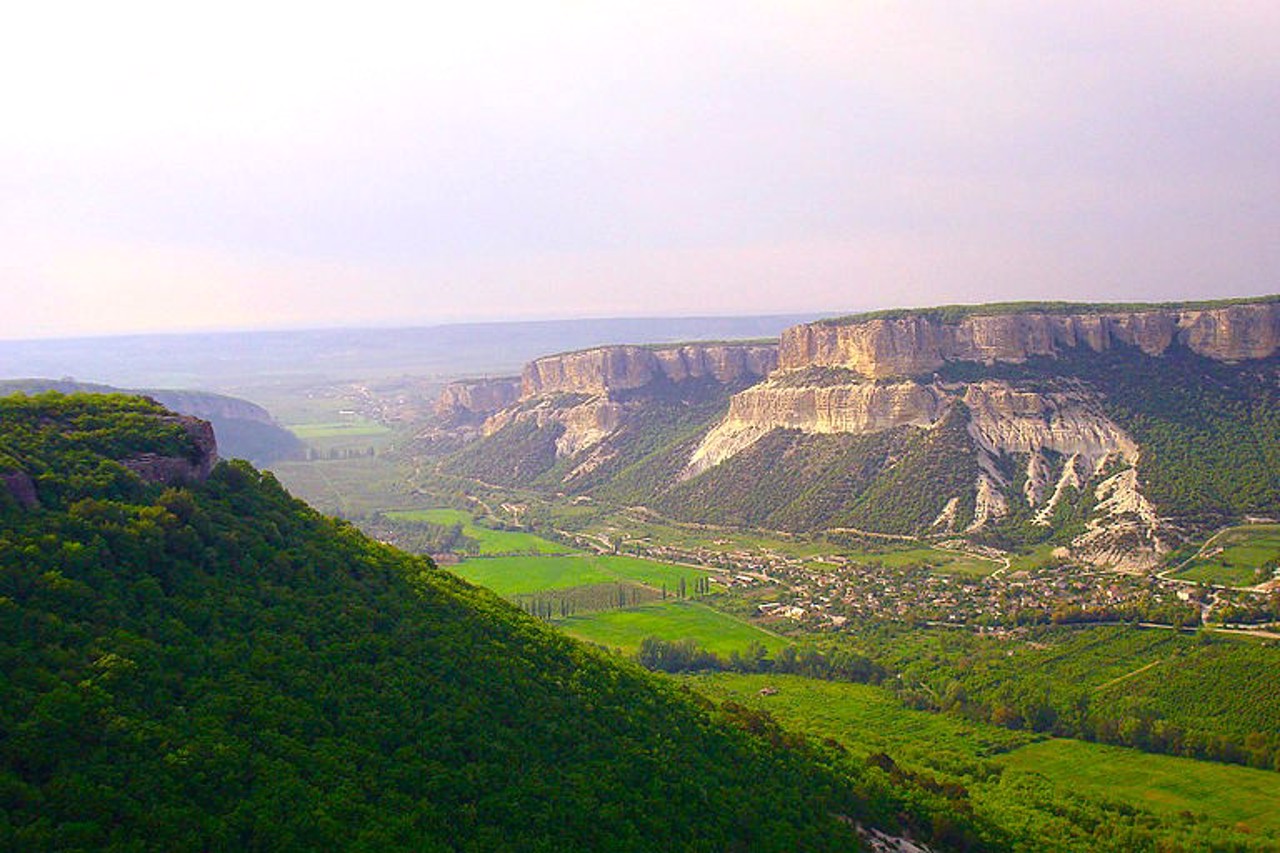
top-left (428, 296), bottom-right (1280, 570)
top-left (0, 314), bottom-right (820, 388)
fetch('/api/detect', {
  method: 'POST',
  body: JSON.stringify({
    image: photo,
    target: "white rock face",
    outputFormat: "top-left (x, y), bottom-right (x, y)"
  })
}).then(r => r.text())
top-left (967, 474), bottom-right (1009, 531)
top-left (962, 381), bottom-right (1138, 472)
top-left (685, 375), bottom-right (1137, 485)
top-left (522, 343), bottom-right (778, 397)
top-left (685, 380), bottom-right (945, 476)
top-left (779, 302), bottom-right (1280, 379)
top-left (483, 397), bottom-right (624, 460)
top-left (1071, 468), bottom-right (1168, 571)
top-left (683, 368), bottom-right (1166, 568)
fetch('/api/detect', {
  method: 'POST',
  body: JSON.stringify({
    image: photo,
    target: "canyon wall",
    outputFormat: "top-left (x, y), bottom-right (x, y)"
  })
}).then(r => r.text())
top-left (779, 302), bottom-right (1280, 378)
top-left (522, 343), bottom-right (778, 397)
top-left (434, 377), bottom-right (522, 419)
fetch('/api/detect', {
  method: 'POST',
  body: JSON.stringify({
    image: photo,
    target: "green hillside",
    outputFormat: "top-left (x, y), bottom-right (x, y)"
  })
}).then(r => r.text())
top-left (0, 392), bottom-right (978, 851)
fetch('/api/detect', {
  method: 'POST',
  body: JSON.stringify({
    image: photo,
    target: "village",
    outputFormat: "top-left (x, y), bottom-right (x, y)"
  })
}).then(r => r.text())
top-left (618, 538), bottom-right (1279, 632)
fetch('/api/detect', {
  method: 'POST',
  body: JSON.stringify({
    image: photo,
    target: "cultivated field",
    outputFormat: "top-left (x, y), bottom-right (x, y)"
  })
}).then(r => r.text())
top-left (270, 455), bottom-right (411, 517)
top-left (451, 553), bottom-right (713, 595)
top-left (560, 600), bottom-right (787, 656)
top-left (1173, 524), bottom-right (1280, 587)
top-left (386, 508), bottom-right (569, 555)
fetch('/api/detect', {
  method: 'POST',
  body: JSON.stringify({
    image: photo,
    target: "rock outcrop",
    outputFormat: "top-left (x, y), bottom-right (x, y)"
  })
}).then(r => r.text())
top-left (1, 471), bottom-right (39, 509)
top-left (780, 301), bottom-right (1280, 379)
top-left (480, 342), bottom-right (778, 462)
top-left (440, 342), bottom-right (778, 488)
top-left (121, 415), bottom-right (219, 485)
top-left (434, 377), bottom-right (522, 420)
top-left (522, 343), bottom-right (778, 397)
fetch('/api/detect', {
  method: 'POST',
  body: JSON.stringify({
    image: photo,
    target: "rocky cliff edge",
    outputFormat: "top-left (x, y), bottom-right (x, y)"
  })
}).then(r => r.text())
top-left (781, 301), bottom-right (1280, 379)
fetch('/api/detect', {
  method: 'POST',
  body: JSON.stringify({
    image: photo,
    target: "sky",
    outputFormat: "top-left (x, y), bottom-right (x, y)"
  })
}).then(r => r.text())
top-left (2, 1), bottom-right (1278, 339)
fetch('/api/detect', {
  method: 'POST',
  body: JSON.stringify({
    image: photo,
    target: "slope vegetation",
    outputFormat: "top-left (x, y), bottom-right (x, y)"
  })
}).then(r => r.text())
top-left (1, 392), bottom-right (971, 851)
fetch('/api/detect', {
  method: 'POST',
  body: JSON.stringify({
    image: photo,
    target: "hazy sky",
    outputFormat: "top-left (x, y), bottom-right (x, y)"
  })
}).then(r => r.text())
top-left (3, 1), bottom-right (1277, 339)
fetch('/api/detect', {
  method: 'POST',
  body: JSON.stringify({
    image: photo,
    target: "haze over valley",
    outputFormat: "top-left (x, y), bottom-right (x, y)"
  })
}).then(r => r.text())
top-left (3, 3), bottom-right (1280, 851)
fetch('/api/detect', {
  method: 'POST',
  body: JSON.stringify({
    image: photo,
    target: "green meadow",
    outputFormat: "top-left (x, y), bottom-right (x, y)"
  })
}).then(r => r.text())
top-left (1001, 738), bottom-right (1280, 833)
top-left (386, 508), bottom-right (569, 555)
top-left (690, 672), bottom-right (1034, 764)
top-left (560, 600), bottom-right (787, 656)
top-left (1173, 524), bottom-right (1280, 586)
top-left (690, 673), bottom-right (1280, 838)
top-left (451, 553), bottom-right (712, 595)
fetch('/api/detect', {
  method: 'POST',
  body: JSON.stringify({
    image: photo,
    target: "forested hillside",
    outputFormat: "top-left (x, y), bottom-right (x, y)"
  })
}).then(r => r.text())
top-left (0, 393), bottom-right (983, 851)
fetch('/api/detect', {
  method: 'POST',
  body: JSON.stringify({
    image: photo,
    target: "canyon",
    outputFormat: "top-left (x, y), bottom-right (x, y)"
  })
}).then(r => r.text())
top-left (433, 298), bottom-right (1280, 572)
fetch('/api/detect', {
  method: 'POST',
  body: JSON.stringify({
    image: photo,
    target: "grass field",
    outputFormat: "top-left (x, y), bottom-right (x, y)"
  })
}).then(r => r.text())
top-left (559, 600), bottom-right (787, 656)
top-left (690, 672), bottom-right (1280, 836)
top-left (853, 545), bottom-right (1000, 576)
top-left (1004, 542), bottom-right (1062, 573)
top-left (690, 673), bottom-right (1034, 764)
top-left (1173, 524), bottom-right (1280, 587)
top-left (386, 508), bottom-right (569, 555)
top-left (451, 553), bottom-right (713, 595)
top-left (270, 456), bottom-right (410, 516)
top-left (1001, 738), bottom-right (1280, 833)
top-left (288, 419), bottom-right (397, 456)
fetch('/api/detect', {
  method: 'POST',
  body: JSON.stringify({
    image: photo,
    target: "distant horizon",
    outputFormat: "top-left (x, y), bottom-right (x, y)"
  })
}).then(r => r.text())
top-left (5, 289), bottom-right (1280, 346)
top-left (4, 5), bottom-right (1276, 342)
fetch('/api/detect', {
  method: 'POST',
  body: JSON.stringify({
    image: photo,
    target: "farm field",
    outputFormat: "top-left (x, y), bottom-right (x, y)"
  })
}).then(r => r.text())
top-left (1172, 524), bottom-right (1280, 587)
top-left (451, 553), bottom-right (713, 596)
top-left (690, 673), bottom-right (1280, 839)
top-left (1001, 738), bottom-right (1280, 833)
top-left (849, 545), bottom-right (1000, 576)
top-left (288, 419), bottom-right (392, 439)
top-left (560, 600), bottom-right (787, 656)
top-left (270, 455), bottom-right (411, 517)
top-left (386, 508), bottom-right (569, 555)
top-left (288, 418), bottom-right (396, 455)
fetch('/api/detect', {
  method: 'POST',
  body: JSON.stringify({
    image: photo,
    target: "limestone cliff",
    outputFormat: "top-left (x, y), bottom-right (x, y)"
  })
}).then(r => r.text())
top-left (671, 299), bottom-right (1280, 568)
top-left (440, 342), bottom-right (776, 489)
top-left (434, 377), bottom-right (522, 420)
top-left (780, 301), bottom-right (1280, 379)
top-left (522, 343), bottom-right (778, 397)
top-left (485, 342), bottom-right (777, 462)
top-left (684, 368), bottom-right (1166, 568)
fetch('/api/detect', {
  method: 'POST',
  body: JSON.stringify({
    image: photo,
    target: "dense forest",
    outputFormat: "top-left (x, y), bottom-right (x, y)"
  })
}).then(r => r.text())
top-left (0, 392), bottom-right (1000, 851)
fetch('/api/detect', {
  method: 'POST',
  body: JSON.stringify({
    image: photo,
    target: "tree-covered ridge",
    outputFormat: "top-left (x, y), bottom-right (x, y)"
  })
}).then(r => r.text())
top-left (2, 393), bottom-right (994, 851)
top-left (821, 293), bottom-right (1280, 327)
top-left (0, 392), bottom-right (203, 509)
top-left (0, 391), bottom-right (196, 468)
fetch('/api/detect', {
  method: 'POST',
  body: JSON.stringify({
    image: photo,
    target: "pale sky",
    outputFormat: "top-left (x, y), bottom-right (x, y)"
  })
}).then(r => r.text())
top-left (3, 1), bottom-right (1277, 339)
